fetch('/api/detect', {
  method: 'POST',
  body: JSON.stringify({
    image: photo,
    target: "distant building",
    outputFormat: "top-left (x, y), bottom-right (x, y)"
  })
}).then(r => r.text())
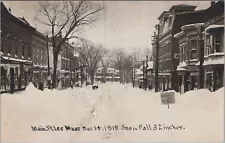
top-left (95, 67), bottom-right (120, 82)
top-left (135, 61), bottom-right (153, 89)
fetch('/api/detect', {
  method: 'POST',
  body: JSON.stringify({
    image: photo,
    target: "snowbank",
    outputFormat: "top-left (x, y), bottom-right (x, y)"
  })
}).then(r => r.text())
top-left (1, 83), bottom-right (224, 142)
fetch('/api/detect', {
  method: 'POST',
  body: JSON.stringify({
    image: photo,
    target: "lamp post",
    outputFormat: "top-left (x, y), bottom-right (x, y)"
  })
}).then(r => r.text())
top-left (195, 24), bottom-right (204, 89)
top-left (152, 24), bottom-right (160, 92)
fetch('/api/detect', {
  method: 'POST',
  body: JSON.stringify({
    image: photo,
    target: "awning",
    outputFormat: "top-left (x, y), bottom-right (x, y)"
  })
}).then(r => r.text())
top-left (203, 56), bottom-right (224, 66)
top-left (205, 25), bottom-right (224, 33)
top-left (1, 56), bottom-right (33, 65)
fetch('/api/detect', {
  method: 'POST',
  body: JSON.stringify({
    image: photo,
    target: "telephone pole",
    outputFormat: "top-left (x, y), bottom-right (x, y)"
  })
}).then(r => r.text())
top-left (145, 55), bottom-right (148, 91)
top-left (153, 24), bottom-right (160, 92)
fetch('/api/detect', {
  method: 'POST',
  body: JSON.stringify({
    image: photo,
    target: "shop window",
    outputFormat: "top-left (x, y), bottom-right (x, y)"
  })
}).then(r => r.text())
top-left (0, 67), bottom-right (6, 91)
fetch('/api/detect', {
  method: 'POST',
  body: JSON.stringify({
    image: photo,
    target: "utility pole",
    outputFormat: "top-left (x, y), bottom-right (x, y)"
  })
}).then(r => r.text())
top-left (154, 24), bottom-right (160, 92)
top-left (46, 35), bottom-right (50, 89)
top-left (142, 61), bottom-right (145, 90)
top-left (145, 55), bottom-right (148, 91)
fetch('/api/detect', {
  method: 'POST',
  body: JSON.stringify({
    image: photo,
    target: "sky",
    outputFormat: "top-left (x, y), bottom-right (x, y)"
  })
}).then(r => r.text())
top-left (3, 1), bottom-right (210, 53)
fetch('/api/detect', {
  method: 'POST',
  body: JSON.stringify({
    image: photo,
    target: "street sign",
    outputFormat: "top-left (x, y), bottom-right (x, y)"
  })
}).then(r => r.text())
top-left (160, 91), bottom-right (175, 108)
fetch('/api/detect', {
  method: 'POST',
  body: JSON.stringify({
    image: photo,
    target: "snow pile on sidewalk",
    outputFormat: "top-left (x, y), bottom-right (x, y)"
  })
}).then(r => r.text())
top-left (1, 83), bottom-right (224, 142)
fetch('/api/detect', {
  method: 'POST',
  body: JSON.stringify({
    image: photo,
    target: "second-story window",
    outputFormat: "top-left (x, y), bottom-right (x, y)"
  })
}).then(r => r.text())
top-left (1, 34), bottom-right (4, 54)
top-left (214, 32), bottom-right (222, 53)
top-left (22, 43), bottom-right (25, 58)
top-left (190, 40), bottom-right (197, 59)
top-left (28, 46), bottom-right (31, 59)
top-left (15, 38), bottom-right (18, 56)
top-left (8, 35), bottom-right (12, 55)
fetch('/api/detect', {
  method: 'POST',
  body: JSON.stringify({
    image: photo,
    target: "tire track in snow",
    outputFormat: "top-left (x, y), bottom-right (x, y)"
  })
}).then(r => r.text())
top-left (70, 85), bottom-right (106, 141)
top-left (94, 85), bottom-right (126, 141)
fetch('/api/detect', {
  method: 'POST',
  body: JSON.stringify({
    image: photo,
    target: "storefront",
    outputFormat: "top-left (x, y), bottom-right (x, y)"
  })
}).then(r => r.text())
top-left (0, 56), bottom-right (32, 93)
top-left (203, 24), bottom-right (224, 91)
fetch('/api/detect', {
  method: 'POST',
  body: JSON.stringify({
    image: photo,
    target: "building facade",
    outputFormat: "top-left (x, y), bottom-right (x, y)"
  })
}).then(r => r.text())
top-left (60, 41), bottom-right (76, 88)
top-left (202, 1), bottom-right (224, 91)
top-left (1, 2), bottom-right (35, 93)
top-left (152, 4), bottom-right (206, 92)
top-left (174, 23), bottom-right (205, 93)
top-left (31, 30), bottom-right (48, 88)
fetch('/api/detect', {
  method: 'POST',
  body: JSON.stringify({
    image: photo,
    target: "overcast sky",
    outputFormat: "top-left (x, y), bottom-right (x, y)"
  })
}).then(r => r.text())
top-left (4, 1), bottom-right (210, 52)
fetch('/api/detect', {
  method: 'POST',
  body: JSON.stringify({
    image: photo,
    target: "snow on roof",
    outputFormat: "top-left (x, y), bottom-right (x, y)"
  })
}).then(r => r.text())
top-left (177, 62), bottom-right (187, 68)
top-left (177, 67), bottom-right (187, 71)
top-left (181, 23), bottom-right (204, 31)
top-left (138, 76), bottom-right (144, 79)
top-left (106, 76), bottom-right (113, 79)
top-left (1, 56), bottom-right (32, 63)
top-left (97, 67), bottom-right (103, 70)
top-left (174, 31), bottom-right (185, 38)
top-left (135, 69), bottom-right (143, 75)
top-left (208, 52), bottom-right (224, 57)
top-left (205, 25), bottom-right (224, 33)
top-left (203, 56), bottom-right (224, 66)
top-left (147, 61), bottom-right (153, 69)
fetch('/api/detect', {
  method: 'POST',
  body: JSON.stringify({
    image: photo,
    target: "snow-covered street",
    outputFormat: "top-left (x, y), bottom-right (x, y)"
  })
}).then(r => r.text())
top-left (1, 82), bottom-right (224, 142)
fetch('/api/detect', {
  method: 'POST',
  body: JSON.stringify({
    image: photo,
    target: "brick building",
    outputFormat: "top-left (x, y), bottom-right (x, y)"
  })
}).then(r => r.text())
top-left (1, 2), bottom-right (35, 93)
top-left (202, 1), bottom-right (224, 91)
top-left (31, 30), bottom-right (48, 88)
top-left (174, 1), bottom-right (224, 93)
top-left (174, 23), bottom-right (205, 93)
top-left (152, 4), bottom-right (205, 92)
top-left (60, 40), bottom-right (77, 88)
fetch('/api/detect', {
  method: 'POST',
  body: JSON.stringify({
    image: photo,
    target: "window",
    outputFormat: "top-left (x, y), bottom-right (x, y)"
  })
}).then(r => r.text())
top-left (214, 32), bottom-right (221, 52)
top-left (1, 35), bottom-right (4, 53)
top-left (15, 38), bottom-right (18, 56)
top-left (28, 46), bottom-right (31, 59)
top-left (8, 36), bottom-right (12, 54)
top-left (190, 40), bottom-right (197, 59)
top-left (22, 44), bottom-right (25, 58)
top-left (179, 47), bottom-right (182, 62)
top-left (37, 49), bottom-right (39, 64)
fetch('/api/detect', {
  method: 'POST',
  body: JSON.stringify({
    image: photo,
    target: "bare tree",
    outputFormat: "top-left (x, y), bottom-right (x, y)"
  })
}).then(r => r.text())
top-left (101, 49), bottom-right (113, 82)
top-left (35, 0), bottom-right (103, 88)
top-left (112, 48), bottom-right (126, 83)
top-left (75, 39), bottom-right (104, 85)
